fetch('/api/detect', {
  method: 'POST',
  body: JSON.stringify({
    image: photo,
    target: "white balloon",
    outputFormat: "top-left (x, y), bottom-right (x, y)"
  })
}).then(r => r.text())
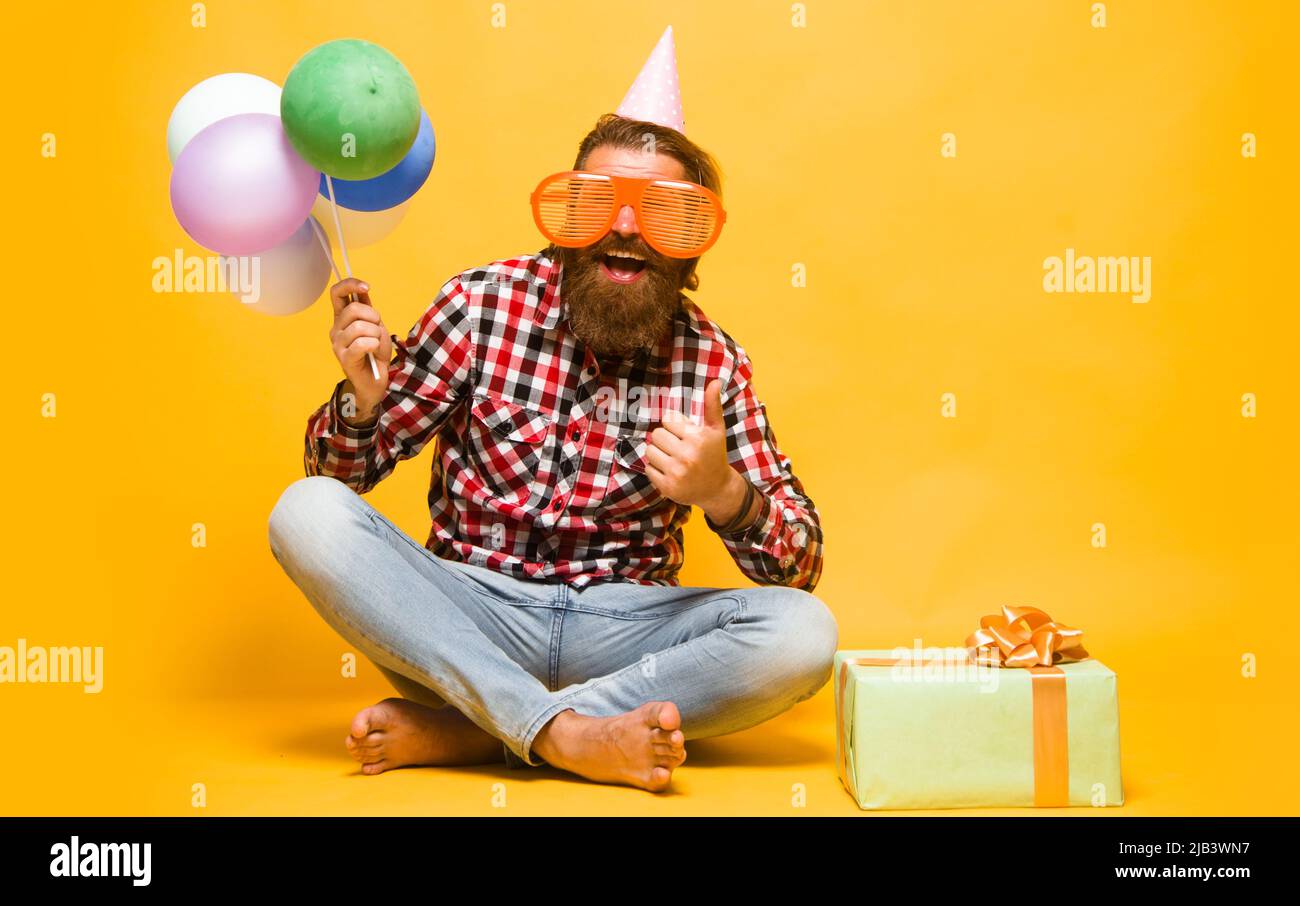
top-left (312, 194), bottom-right (410, 249)
top-left (166, 72), bottom-right (282, 163)
top-left (219, 217), bottom-right (332, 316)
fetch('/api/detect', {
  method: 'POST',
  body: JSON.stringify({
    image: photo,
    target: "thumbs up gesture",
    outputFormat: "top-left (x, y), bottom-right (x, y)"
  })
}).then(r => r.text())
top-left (645, 379), bottom-right (747, 522)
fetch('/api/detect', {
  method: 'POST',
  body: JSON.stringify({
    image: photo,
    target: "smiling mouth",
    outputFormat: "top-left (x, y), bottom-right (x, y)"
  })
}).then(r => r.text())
top-left (598, 250), bottom-right (648, 284)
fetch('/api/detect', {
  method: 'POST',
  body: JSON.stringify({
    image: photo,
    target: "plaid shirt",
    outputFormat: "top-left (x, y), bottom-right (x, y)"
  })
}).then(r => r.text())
top-left (303, 251), bottom-right (823, 591)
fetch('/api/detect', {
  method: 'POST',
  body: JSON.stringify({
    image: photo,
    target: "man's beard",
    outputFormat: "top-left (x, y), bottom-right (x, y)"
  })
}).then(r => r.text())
top-left (559, 236), bottom-right (690, 358)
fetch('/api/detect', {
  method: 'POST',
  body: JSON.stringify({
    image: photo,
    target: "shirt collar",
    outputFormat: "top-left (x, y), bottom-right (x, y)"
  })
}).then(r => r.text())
top-left (531, 250), bottom-right (567, 330)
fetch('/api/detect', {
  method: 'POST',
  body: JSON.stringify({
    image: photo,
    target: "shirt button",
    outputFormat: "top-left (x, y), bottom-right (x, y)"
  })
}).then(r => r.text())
top-left (780, 555), bottom-right (794, 568)
top-left (585, 367), bottom-right (595, 377)
top-left (571, 429), bottom-right (582, 441)
top-left (552, 496), bottom-right (563, 509)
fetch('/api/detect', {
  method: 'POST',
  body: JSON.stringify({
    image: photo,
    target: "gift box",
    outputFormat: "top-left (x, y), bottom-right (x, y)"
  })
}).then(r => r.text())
top-left (834, 607), bottom-right (1124, 809)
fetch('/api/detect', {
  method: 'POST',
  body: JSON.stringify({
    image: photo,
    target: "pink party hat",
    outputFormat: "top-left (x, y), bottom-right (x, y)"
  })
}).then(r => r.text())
top-left (616, 26), bottom-right (685, 133)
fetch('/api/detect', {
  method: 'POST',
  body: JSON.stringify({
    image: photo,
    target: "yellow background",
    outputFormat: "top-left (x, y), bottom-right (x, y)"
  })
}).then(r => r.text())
top-left (3, 0), bottom-right (1296, 815)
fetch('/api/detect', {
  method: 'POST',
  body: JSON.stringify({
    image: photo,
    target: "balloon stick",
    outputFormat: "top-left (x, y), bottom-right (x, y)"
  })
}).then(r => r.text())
top-left (324, 173), bottom-right (382, 381)
top-left (308, 218), bottom-right (341, 282)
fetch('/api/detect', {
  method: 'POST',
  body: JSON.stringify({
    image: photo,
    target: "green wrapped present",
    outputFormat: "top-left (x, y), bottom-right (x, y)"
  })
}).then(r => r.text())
top-left (834, 606), bottom-right (1123, 809)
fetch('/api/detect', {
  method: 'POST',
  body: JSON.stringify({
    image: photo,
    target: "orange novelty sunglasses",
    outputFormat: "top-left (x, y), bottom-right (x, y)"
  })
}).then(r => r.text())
top-left (531, 170), bottom-right (726, 259)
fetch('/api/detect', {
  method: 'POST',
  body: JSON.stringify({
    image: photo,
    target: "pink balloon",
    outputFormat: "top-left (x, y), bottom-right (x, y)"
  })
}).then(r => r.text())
top-left (170, 113), bottom-right (319, 255)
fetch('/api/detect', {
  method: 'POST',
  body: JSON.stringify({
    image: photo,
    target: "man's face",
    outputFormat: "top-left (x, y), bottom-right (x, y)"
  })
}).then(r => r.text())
top-left (559, 145), bottom-right (694, 358)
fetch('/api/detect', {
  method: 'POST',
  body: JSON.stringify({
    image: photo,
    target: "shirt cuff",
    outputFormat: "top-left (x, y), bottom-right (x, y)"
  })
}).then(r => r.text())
top-left (719, 490), bottom-right (806, 582)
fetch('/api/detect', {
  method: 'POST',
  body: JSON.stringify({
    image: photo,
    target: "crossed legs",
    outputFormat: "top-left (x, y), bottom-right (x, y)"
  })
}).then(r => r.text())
top-left (268, 476), bottom-right (837, 791)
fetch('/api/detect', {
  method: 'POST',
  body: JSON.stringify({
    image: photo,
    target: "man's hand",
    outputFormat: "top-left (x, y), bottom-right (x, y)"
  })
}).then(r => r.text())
top-left (328, 278), bottom-right (392, 427)
top-left (645, 379), bottom-right (749, 524)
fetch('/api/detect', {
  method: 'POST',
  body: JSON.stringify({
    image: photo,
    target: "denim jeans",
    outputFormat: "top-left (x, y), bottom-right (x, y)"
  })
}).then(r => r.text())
top-left (267, 476), bottom-right (838, 767)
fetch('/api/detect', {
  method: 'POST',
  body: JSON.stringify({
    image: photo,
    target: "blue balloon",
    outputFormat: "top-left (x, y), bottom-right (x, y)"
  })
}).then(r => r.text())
top-left (319, 109), bottom-right (435, 211)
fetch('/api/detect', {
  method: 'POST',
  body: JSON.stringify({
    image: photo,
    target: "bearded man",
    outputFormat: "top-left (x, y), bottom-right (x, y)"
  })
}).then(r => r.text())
top-left (268, 35), bottom-right (835, 792)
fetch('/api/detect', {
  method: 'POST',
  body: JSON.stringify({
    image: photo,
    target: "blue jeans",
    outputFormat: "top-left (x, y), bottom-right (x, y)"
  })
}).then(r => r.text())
top-left (267, 476), bottom-right (837, 767)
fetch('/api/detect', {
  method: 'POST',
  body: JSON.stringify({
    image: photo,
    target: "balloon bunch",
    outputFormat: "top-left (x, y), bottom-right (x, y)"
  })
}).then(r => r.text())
top-left (167, 39), bottom-right (435, 377)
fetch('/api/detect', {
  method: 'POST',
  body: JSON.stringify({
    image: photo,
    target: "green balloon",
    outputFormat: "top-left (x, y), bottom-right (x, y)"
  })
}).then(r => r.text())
top-left (281, 39), bottom-right (421, 181)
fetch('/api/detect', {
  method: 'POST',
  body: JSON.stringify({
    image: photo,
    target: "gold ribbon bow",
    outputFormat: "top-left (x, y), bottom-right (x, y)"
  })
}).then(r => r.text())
top-left (965, 604), bottom-right (1088, 669)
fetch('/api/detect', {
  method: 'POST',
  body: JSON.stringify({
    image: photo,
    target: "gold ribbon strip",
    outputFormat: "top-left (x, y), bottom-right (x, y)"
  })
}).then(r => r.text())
top-left (1028, 665), bottom-right (1069, 806)
top-left (837, 605), bottom-right (1086, 807)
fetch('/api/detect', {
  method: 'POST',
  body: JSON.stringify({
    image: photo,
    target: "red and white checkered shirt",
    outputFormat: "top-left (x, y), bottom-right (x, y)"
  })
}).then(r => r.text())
top-left (303, 251), bottom-right (823, 590)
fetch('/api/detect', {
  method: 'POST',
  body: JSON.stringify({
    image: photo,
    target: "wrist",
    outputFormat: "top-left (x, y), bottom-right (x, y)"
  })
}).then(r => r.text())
top-left (336, 381), bottom-right (382, 429)
top-left (701, 471), bottom-right (747, 525)
top-left (340, 412), bottom-right (379, 430)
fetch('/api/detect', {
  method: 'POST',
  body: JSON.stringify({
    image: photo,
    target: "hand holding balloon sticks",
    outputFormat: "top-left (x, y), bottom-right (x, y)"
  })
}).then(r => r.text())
top-left (166, 40), bottom-right (436, 375)
top-left (280, 39), bottom-right (428, 381)
top-left (321, 172), bottom-right (379, 380)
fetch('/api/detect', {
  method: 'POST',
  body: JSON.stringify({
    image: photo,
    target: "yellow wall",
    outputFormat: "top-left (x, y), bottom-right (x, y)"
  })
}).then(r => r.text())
top-left (5, 1), bottom-right (1296, 814)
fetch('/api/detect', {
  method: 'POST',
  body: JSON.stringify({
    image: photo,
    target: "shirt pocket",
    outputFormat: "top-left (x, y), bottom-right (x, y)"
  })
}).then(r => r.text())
top-left (466, 393), bottom-right (554, 505)
top-left (599, 426), bottom-right (664, 518)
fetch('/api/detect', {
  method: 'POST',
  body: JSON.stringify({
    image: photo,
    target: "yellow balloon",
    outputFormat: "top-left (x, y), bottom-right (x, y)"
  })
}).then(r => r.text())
top-left (311, 195), bottom-right (410, 250)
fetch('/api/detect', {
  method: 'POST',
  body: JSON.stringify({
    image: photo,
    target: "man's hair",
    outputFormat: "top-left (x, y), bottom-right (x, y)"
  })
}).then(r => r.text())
top-left (562, 113), bottom-right (723, 293)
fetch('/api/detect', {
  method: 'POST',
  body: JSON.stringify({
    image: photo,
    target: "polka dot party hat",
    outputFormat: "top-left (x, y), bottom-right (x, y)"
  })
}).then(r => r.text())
top-left (615, 26), bottom-right (685, 133)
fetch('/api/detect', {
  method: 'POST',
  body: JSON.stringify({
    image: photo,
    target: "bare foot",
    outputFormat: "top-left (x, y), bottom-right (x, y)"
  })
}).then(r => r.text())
top-left (532, 702), bottom-right (686, 792)
top-left (345, 698), bottom-right (503, 775)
